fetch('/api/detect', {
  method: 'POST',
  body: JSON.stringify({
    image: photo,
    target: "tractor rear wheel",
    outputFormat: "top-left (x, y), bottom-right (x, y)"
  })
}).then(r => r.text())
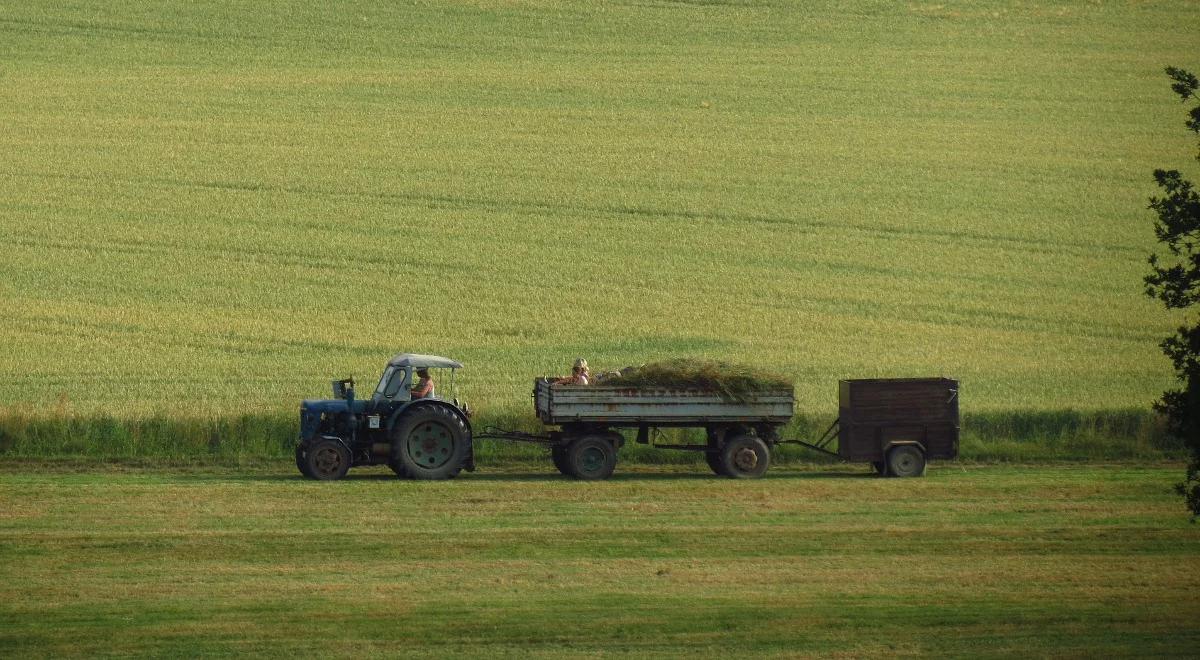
top-left (388, 459), bottom-right (408, 479)
top-left (305, 439), bottom-right (351, 481)
top-left (563, 435), bottom-right (617, 480)
top-left (391, 405), bottom-right (470, 480)
top-left (718, 434), bottom-right (770, 479)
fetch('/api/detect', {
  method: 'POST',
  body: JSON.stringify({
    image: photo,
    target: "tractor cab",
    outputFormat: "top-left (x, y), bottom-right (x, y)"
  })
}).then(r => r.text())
top-left (370, 354), bottom-right (463, 408)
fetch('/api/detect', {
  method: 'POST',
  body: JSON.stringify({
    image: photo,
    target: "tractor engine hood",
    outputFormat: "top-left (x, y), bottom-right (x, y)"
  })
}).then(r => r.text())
top-left (300, 399), bottom-right (366, 442)
top-left (302, 399), bottom-right (352, 415)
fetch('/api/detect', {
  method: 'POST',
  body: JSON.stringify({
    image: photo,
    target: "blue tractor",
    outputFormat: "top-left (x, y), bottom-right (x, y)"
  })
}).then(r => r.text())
top-left (295, 354), bottom-right (473, 480)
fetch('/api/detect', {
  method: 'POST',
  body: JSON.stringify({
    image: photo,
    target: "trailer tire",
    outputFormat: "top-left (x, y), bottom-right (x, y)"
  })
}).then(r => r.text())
top-left (705, 451), bottom-right (729, 477)
top-left (305, 439), bottom-right (351, 481)
top-left (705, 430), bottom-right (730, 477)
top-left (391, 405), bottom-right (470, 480)
top-left (550, 445), bottom-right (571, 476)
top-left (564, 435), bottom-right (617, 480)
top-left (886, 445), bottom-right (926, 478)
top-left (719, 435), bottom-right (770, 479)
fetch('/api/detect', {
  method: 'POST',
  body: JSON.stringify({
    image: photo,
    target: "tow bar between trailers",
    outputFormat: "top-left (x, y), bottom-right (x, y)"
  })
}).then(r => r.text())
top-left (776, 418), bottom-right (841, 458)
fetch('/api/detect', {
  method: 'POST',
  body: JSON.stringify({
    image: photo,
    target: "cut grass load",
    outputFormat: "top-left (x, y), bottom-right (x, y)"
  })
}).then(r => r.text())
top-left (596, 358), bottom-right (793, 400)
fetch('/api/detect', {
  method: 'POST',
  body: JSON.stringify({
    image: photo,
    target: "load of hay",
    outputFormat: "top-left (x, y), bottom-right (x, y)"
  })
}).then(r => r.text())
top-left (596, 358), bottom-right (793, 401)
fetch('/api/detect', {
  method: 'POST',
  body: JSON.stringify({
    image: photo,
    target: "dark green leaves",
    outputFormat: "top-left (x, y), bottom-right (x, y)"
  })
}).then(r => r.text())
top-left (1166, 66), bottom-right (1199, 100)
top-left (1147, 66), bottom-right (1200, 517)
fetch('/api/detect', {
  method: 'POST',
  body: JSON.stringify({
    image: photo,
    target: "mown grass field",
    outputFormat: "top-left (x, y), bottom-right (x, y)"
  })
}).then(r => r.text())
top-left (0, 463), bottom-right (1196, 656)
top-left (1, 2), bottom-right (1198, 457)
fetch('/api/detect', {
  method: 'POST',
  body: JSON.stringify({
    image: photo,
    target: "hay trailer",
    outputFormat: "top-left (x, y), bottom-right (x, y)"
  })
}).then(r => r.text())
top-left (531, 380), bottom-right (794, 480)
top-left (480, 377), bottom-right (959, 480)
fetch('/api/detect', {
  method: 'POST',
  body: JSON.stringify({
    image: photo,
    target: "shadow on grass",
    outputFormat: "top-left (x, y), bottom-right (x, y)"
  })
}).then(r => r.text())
top-left (463, 470), bottom-right (876, 482)
top-left (170, 467), bottom-right (878, 483)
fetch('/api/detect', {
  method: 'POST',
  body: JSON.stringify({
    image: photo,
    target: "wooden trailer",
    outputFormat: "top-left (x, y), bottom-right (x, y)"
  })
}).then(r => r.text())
top-left (800, 378), bottom-right (959, 477)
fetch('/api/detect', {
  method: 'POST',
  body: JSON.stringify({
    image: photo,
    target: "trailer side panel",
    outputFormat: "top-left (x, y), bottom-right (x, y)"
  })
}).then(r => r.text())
top-left (534, 381), bottom-right (793, 427)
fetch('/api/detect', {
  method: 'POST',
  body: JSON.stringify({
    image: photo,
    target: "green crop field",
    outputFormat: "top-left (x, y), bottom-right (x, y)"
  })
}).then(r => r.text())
top-left (1, 1), bottom-right (1198, 456)
top-left (0, 463), bottom-right (1197, 656)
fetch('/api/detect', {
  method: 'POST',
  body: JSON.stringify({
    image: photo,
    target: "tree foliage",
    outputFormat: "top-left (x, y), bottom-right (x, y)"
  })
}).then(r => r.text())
top-left (1146, 66), bottom-right (1200, 516)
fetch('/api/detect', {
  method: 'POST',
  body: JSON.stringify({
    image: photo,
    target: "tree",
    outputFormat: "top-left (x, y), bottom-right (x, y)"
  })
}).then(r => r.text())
top-left (1145, 66), bottom-right (1200, 517)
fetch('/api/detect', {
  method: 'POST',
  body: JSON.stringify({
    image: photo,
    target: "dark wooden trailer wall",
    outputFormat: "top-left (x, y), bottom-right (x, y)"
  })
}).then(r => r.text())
top-left (838, 378), bottom-right (959, 462)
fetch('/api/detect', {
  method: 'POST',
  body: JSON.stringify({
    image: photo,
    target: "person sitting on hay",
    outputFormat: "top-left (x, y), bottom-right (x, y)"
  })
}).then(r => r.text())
top-left (554, 358), bottom-right (590, 386)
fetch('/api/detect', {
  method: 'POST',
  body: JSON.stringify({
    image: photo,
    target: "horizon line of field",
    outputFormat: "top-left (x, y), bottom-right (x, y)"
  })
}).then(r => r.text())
top-left (0, 406), bottom-right (1179, 462)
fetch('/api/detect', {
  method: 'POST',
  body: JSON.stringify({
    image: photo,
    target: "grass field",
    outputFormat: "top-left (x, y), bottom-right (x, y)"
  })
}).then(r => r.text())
top-left (0, 463), bottom-right (1197, 656)
top-left (1, 1), bottom-right (1198, 454)
top-left (3, 7), bottom-right (1197, 654)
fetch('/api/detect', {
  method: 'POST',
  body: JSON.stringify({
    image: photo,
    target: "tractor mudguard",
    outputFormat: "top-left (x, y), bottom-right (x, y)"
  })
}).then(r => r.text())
top-left (385, 399), bottom-right (473, 436)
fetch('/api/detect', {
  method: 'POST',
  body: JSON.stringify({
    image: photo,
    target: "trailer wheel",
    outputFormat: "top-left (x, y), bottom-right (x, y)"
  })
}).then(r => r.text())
top-left (886, 445), bottom-right (926, 478)
top-left (704, 451), bottom-right (728, 477)
top-left (305, 439), bottom-right (351, 481)
top-left (550, 445), bottom-right (571, 476)
top-left (295, 445), bottom-right (315, 479)
top-left (564, 435), bottom-right (617, 480)
top-left (391, 405), bottom-right (470, 480)
top-left (705, 430), bottom-right (730, 476)
top-left (719, 435), bottom-right (770, 479)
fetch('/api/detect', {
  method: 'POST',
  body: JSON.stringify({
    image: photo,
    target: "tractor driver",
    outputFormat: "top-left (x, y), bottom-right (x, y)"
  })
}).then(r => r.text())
top-left (410, 368), bottom-right (435, 399)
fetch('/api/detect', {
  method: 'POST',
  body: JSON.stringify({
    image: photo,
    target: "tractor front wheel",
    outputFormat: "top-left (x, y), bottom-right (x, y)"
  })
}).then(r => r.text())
top-left (305, 439), bottom-right (351, 481)
top-left (295, 445), bottom-right (315, 479)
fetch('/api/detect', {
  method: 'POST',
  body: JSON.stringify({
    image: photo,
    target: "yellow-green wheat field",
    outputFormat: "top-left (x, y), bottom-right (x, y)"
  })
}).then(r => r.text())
top-left (0, 1), bottom-right (1196, 430)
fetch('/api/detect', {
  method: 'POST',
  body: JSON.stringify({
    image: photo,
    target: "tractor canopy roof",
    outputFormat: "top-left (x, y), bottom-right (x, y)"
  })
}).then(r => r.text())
top-left (387, 353), bottom-right (463, 369)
